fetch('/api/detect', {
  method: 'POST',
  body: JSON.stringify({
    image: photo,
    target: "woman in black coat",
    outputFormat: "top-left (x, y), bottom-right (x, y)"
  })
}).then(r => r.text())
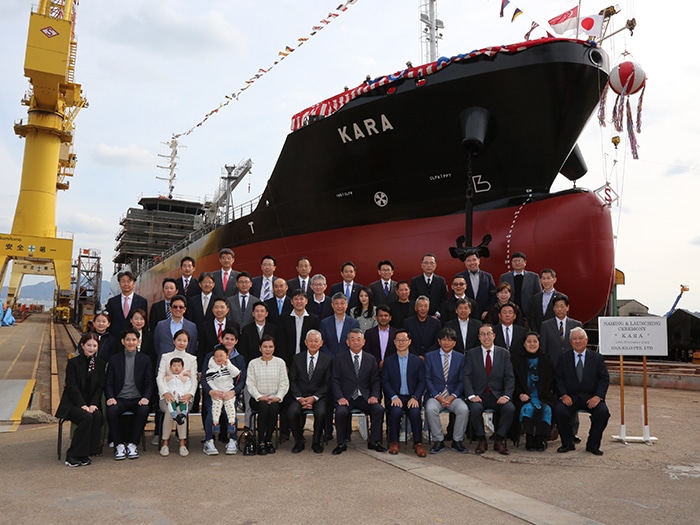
top-left (511, 331), bottom-right (556, 451)
top-left (55, 333), bottom-right (106, 467)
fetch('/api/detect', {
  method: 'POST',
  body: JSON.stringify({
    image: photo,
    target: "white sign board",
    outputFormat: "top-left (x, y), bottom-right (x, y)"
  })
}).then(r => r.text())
top-left (598, 317), bottom-right (668, 356)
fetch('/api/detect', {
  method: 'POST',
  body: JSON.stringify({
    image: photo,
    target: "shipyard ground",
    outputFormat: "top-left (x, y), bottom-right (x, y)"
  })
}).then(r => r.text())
top-left (1, 314), bottom-right (698, 524)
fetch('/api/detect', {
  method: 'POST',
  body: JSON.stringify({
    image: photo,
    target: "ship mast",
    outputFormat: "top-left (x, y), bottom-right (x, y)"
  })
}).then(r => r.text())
top-left (420, 0), bottom-right (444, 63)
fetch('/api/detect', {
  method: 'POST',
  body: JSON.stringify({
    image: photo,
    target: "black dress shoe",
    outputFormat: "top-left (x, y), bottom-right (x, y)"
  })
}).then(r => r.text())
top-left (291, 440), bottom-right (305, 453)
top-left (586, 448), bottom-right (604, 456)
top-left (266, 441), bottom-right (276, 454)
top-left (368, 441), bottom-right (387, 452)
top-left (557, 444), bottom-right (576, 453)
top-left (332, 443), bottom-right (347, 455)
top-left (312, 442), bottom-right (323, 454)
top-left (258, 442), bottom-right (268, 455)
top-left (573, 436), bottom-right (582, 444)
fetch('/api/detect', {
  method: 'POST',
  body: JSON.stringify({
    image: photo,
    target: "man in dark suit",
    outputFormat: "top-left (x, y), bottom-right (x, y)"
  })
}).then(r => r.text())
top-left (389, 280), bottom-right (414, 329)
top-left (409, 254), bottom-right (448, 317)
top-left (286, 256), bottom-right (313, 298)
top-left (363, 305), bottom-right (397, 369)
top-left (105, 328), bottom-right (154, 460)
top-left (212, 248), bottom-right (240, 298)
top-left (439, 274), bottom-right (477, 325)
top-left (402, 296), bottom-right (441, 357)
top-left (308, 274), bottom-right (333, 319)
top-left (105, 271), bottom-right (148, 336)
top-left (539, 294), bottom-right (583, 366)
top-left (498, 251), bottom-right (542, 321)
top-left (251, 255), bottom-right (278, 301)
top-left (445, 299), bottom-right (482, 354)
top-left (319, 293), bottom-right (360, 358)
top-left (382, 328), bottom-right (427, 457)
top-left (264, 278), bottom-right (293, 327)
top-left (424, 327), bottom-right (470, 454)
top-left (493, 302), bottom-right (527, 354)
top-left (554, 328), bottom-right (610, 456)
top-left (464, 323), bottom-right (515, 455)
top-left (369, 259), bottom-right (398, 306)
top-left (227, 272), bottom-right (258, 330)
top-left (458, 250), bottom-right (496, 321)
top-left (238, 301), bottom-right (279, 364)
top-left (287, 329), bottom-right (331, 453)
top-left (528, 268), bottom-right (558, 333)
top-left (331, 329), bottom-right (386, 454)
top-left (152, 295), bottom-right (198, 361)
top-left (176, 256), bottom-right (201, 298)
top-left (186, 272), bottom-right (215, 327)
top-left (280, 290), bottom-right (320, 366)
top-left (329, 261), bottom-right (363, 310)
top-left (198, 297), bottom-right (237, 365)
top-left (148, 278), bottom-right (179, 331)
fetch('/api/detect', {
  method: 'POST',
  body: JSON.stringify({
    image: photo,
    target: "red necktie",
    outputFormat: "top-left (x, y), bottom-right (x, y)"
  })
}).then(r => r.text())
top-left (485, 349), bottom-right (492, 394)
top-left (223, 271), bottom-right (229, 291)
top-left (217, 322), bottom-right (223, 340)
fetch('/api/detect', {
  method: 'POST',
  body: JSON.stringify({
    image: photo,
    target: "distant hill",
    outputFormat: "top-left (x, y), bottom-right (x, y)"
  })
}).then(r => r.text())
top-left (1, 280), bottom-right (113, 306)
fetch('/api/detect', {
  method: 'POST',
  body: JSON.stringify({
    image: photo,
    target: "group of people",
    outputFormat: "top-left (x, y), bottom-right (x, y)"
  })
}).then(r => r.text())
top-left (57, 248), bottom-right (610, 467)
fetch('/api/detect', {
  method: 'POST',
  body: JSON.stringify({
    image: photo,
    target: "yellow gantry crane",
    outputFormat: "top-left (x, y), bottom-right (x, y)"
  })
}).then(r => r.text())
top-left (0, 0), bottom-right (86, 309)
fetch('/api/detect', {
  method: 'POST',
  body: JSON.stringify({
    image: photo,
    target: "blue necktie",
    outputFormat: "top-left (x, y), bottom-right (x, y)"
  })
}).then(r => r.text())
top-left (278, 298), bottom-right (283, 315)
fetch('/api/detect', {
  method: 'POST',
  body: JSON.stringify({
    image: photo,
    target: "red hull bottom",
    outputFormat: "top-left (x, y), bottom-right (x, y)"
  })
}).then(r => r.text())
top-left (138, 190), bottom-right (614, 323)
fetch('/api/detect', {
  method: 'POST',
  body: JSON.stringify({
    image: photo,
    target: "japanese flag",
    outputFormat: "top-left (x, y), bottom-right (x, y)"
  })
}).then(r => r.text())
top-left (579, 15), bottom-right (604, 38)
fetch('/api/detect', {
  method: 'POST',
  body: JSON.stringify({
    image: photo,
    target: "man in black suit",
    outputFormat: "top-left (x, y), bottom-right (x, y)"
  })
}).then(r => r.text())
top-left (280, 290), bottom-right (320, 366)
top-left (369, 259), bottom-right (398, 306)
top-left (363, 305), bottom-right (397, 369)
top-left (459, 250), bottom-right (496, 321)
top-left (176, 256), bottom-right (201, 298)
top-left (286, 256), bottom-right (313, 298)
top-left (493, 302), bottom-right (527, 354)
top-left (148, 278), bottom-right (179, 331)
top-left (445, 299), bottom-right (482, 354)
top-left (331, 329), bottom-right (386, 454)
top-left (287, 329), bottom-right (332, 453)
top-left (410, 254), bottom-right (448, 317)
top-left (554, 328), bottom-right (610, 456)
top-left (251, 255), bottom-right (278, 301)
top-left (498, 251), bottom-right (542, 321)
top-left (528, 268), bottom-right (558, 333)
top-left (228, 272), bottom-right (258, 330)
top-left (389, 281), bottom-right (414, 329)
top-left (402, 296), bottom-right (441, 357)
top-left (539, 294), bottom-right (583, 366)
top-left (439, 274), bottom-right (477, 325)
top-left (464, 323), bottom-right (515, 455)
top-left (212, 248), bottom-right (240, 298)
top-left (239, 302), bottom-right (278, 364)
top-left (105, 271), bottom-right (148, 336)
top-left (198, 297), bottom-right (237, 364)
top-left (329, 261), bottom-right (363, 310)
top-left (105, 328), bottom-right (154, 460)
top-left (264, 278), bottom-right (293, 327)
top-left (186, 272), bottom-right (215, 327)
top-left (308, 274), bottom-right (333, 319)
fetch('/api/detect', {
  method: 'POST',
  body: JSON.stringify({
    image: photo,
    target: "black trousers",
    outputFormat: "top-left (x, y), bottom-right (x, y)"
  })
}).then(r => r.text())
top-left (288, 398), bottom-right (327, 444)
top-left (65, 406), bottom-right (103, 457)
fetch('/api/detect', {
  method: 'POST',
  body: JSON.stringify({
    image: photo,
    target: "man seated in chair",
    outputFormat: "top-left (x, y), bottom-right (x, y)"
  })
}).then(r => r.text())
top-left (105, 328), bottom-right (154, 461)
top-left (331, 329), bottom-right (386, 455)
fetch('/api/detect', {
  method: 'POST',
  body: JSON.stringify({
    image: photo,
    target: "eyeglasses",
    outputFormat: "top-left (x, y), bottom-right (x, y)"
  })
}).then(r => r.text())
top-left (452, 282), bottom-right (466, 286)
top-left (170, 305), bottom-right (186, 310)
top-left (394, 338), bottom-right (410, 343)
top-left (478, 332), bottom-right (494, 337)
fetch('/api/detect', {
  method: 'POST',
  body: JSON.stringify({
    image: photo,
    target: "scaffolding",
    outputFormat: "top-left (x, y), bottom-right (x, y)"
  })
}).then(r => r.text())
top-left (73, 248), bottom-right (101, 327)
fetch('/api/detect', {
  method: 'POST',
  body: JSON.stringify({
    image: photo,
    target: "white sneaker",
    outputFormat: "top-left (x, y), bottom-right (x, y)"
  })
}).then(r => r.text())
top-left (203, 439), bottom-right (219, 455)
top-left (126, 443), bottom-right (139, 459)
top-left (114, 443), bottom-right (126, 460)
top-left (159, 445), bottom-right (170, 457)
top-left (179, 446), bottom-right (189, 457)
top-left (225, 439), bottom-right (238, 455)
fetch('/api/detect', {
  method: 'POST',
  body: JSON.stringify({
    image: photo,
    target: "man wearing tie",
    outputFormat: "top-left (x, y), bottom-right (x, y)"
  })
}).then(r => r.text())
top-left (445, 299), bottom-right (482, 354)
top-left (493, 302), bottom-right (527, 354)
top-left (331, 329), bottom-right (386, 454)
top-left (105, 271), bottom-right (148, 336)
top-left (329, 261), bottom-right (363, 310)
top-left (464, 324), bottom-right (515, 455)
top-left (176, 256), bottom-right (201, 298)
top-left (539, 294), bottom-right (583, 366)
top-left (410, 254), bottom-right (447, 317)
top-left (287, 330), bottom-right (331, 453)
top-left (251, 255), bottom-right (278, 301)
top-left (149, 278), bottom-right (179, 332)
top-left (286, 257), bottom-right (313, 299)
top-left (369, 259), bottom-right (398, 306)
top-left (554, 328), bottom-right (610, 456)
top-left (264, 279), bottom-right (293, 327)
top-left (212, 248), bottom-right (240, 298)
top-left (186, 272), bottom-right (215, 327)
top-left (528, 268), bottom-right (559, 333)
top-left (228, 272), bottom-right (258, 330)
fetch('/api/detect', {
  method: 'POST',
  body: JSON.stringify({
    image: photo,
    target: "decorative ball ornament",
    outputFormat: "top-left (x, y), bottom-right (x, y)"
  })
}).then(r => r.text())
top-left (609, 61), bottom-right (646, 95)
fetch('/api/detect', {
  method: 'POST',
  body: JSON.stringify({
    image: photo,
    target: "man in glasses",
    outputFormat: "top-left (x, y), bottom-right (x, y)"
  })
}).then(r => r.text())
top-left (153, 295), bottom-right (198, 361)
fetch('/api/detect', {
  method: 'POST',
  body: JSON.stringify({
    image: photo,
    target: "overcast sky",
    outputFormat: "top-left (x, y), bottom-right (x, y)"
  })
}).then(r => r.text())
top-left (0, 0), bottom-right (697, 315)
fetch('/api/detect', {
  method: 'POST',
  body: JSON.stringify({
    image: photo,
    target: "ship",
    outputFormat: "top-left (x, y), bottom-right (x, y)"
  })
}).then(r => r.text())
top-left (120, 36), bottom-right (615, 323)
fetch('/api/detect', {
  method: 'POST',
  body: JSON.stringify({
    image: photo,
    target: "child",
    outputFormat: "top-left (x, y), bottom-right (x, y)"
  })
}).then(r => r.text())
top-left (164, 357), bottom-right (192, 425)
top-left (205, 347), bottom-right (241, 447)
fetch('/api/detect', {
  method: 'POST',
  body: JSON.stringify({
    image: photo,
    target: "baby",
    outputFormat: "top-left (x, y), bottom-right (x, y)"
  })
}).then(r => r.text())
top-left (165, 357), bottom-right (192, 425)
top-left (206, 348), bottom-right (241, 435)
